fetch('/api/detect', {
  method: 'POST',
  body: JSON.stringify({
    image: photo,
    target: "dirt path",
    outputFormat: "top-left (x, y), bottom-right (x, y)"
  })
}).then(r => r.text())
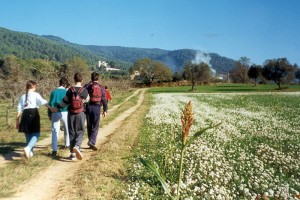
top-left (3, 88), bottom-right (146, 200)
top-left (0, 89), bottom-right (141, 167)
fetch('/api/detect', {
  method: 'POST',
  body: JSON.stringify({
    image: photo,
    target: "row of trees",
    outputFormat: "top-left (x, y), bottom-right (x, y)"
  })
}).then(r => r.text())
top-left (131, 58), bottom-right (213, 90)
top-left (0, 55), bottom-right (92, 107)
top-left (230, 57), bottom-right (299, 89)
top-left (132, 56), bottom-right (300, 90)
top-left (130, 58), bottom-right (173, 84)
top-left (2, 54), bottom-right (299, 105)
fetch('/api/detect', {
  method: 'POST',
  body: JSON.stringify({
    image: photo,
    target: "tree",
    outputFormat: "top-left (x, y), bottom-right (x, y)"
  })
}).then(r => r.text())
top-left (132, 58), bottom-right (172, 84)
top-left (0, 55), bottom-right (25, 105)
top-left (247, 64), bottom-right (262, 86)
top-left (295, 66), bottom-right (300, 84)
top-left (229, 57), bottom-right (250, 83)
top-left (183, 62), bottom-right (211, 91)
top-left (60, 57), bottom-right (90, 81)
top-left (154, 62), bottom-right (173, 82)
top-left (261, 58), bottom-right (295, 89)
top-left (172, 71), bottom-right (183, 82)
top-left (0, 55), bottom-right (26, 125)
top-left (25, 59), bottom-right (61, 97)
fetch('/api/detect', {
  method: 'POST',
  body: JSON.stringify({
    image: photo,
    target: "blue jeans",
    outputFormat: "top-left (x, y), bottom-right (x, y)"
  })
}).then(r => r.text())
top-left (24, 132), bottom-right (40, 151)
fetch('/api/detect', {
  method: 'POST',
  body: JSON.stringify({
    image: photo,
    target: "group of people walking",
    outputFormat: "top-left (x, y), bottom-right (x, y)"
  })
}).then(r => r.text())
top-left (16, 72), bottom-right (112, 161)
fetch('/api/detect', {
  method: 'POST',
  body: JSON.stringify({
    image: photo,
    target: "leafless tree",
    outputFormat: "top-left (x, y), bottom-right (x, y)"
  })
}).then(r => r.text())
top-left (229, 57), bottom-right (250, 83)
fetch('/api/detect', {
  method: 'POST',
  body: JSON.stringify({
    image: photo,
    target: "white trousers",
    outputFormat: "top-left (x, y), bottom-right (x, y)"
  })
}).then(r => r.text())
top-left (51, 111), bottom-right (69, 151)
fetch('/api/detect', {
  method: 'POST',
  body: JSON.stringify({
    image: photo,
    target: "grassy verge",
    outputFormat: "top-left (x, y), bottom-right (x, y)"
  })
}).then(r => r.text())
top-left (100, 90), bottom-right (140, 127)
top-left (54, 91), bottom-right (150, 199)
top-left (148, 83), bottom-right (300, 93)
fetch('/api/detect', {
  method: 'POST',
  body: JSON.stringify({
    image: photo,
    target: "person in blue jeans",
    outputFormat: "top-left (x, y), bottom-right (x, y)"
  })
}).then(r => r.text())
top-left (17, 80), bottom-right (54, 159)
top-left (84, 72), bottom-right (108, 151)
top-left (48, 77), bottom-right (70, 156)
top-left (56, 73), bottom-right (89, 160)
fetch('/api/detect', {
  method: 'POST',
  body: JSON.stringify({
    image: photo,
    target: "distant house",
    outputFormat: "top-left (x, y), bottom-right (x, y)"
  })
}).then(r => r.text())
top-left (98, 61), bottom-right (108, 68)
top-left (97, 61), bottom-right (120, 71)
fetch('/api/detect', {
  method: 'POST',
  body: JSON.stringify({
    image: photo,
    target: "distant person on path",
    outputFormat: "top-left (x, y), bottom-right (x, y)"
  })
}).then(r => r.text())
top-left (55, 73), bottom-right (89, 160)
top-left (85, 72), bottom-right (108, 151)
top-left (48, 77), bottom-right (70, 156)
top-left (17, 80), bottom-right (54, 159)
top-left (104, 85), bottom-right (112, 105)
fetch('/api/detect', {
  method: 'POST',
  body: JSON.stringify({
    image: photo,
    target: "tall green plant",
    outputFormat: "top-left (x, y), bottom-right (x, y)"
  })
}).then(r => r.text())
top-left (139, 101), bottom-right (221, 199)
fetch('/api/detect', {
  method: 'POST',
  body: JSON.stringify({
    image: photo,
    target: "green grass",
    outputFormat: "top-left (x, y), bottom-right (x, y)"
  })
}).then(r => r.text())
top-left (101, 89), bottom-right (139, 126)
top-left (148, 83), bottom-right (300, 93)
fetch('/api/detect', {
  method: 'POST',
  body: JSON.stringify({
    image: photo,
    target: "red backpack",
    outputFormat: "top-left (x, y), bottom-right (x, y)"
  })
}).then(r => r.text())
top-left (69, 86), bottom-right (84, 114)
top-left (88, 82), bottom-right (102, 102)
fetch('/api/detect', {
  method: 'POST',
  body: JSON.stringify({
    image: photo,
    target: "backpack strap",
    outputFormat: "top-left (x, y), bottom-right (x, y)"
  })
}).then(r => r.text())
top-left (70, 86), bottom-right (76, 93)
top-left (70, 86), bottom-right (84, 94)
top-left (78, 86), bottom-right (85, 94)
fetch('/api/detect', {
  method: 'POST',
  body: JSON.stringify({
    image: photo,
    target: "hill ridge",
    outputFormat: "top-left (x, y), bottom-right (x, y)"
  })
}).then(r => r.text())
top-left (0, 26), bottom-right (236, 73)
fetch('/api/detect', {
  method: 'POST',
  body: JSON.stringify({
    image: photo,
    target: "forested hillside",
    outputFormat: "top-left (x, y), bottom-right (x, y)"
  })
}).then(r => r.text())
top-left (0, 27), bottom-right (104, 65)
top-left (84, 45), bottom-right (236, 73)
top-left (0, 27), bottom-right (236, 73)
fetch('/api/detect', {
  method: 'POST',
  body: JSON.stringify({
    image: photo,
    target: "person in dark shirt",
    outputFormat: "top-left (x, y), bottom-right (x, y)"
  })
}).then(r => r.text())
top-left (84, 72), bottom-right (108, 151)
top-left (56, 73), bottom-right (89, 161)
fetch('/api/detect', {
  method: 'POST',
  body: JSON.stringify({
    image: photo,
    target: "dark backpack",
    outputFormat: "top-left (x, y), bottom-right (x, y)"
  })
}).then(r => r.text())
top-left (69, 86), bottom-right (84, 114)
top-left (88, 82), bottom-right (102, 102)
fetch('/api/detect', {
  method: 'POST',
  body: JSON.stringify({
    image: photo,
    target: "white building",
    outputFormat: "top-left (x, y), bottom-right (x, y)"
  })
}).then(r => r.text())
top-left (98, 61), bottom-right (108, 68)
top-left (97, 60), bottom-right (120, 71)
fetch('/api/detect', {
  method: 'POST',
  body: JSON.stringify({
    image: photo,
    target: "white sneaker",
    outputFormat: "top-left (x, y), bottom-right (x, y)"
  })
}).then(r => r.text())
top-left (73, 146), bottom-right (83, 160)
top-left (24, 147), bottom-right (30, 159)
top-left (29, 151), bottom-right (34, 158)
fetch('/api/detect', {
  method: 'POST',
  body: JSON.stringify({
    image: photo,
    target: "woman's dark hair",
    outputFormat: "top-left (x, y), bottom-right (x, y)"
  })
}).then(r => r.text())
top-left (25, 80), bottom-right (37, 107)
top-left (59, 77), bottom-right (68, 86)
top-left (65, 82), bottom-right (71, 88)
top-left (91, 72), bottom-right (99, 81)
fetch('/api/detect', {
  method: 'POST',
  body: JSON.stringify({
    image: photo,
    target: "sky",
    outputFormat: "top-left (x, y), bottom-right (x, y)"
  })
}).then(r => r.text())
top-left (1, 0), bottom-right (299, 65)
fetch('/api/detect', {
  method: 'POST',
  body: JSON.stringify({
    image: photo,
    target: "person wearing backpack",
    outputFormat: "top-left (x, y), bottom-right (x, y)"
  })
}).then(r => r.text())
top-left (48, 77), bottom-right (70, 157)
top-left (56, 73), bottom-right (89, 160)
top-left (85, 72), bottom-right (108, 151)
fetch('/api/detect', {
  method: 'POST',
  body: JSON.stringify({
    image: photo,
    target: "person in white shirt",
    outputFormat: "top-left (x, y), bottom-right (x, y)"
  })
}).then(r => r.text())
top-left (17, 80), bottom-right (54, 159)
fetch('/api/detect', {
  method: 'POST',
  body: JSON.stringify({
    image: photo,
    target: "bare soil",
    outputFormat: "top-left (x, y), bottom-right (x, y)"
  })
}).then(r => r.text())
top-left (2, 88), bottom-right (146, 200)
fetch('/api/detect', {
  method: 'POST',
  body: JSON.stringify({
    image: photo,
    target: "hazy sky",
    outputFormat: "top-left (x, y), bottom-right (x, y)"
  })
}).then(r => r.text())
top-left (1, 0), bottom-right (299, 65)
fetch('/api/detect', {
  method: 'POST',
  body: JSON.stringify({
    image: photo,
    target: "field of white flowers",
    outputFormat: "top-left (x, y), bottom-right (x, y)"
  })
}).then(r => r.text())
top-left (125, 92), bottom-right (300, 200)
